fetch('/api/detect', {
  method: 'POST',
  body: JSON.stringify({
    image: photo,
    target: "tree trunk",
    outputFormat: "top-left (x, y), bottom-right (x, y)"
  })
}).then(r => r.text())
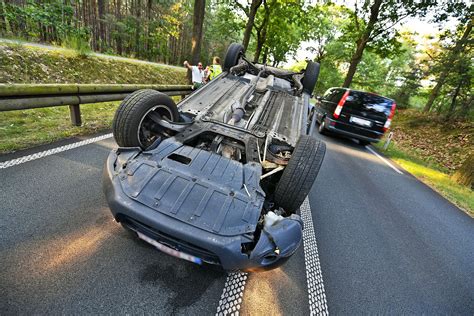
top-left (423, 78), bottom-right (444, 113)
top-left (90, 0), bottom-right (98, 51)
top-left (424, 19), bottom-right (472, 112)
top-left (452, 153), bottom-right (474, 189)
top-left (98, 0), bottom-right (106, 51)
top-left (242, 0), bottom-right (262, 51)
top-left (254, 28), bottom-right (263, 62)
top-left (135, 0), bottom-right (141, 58)
top-left (144, 0), bottom-right (152, 57)
top-left (446, 77), bottom-right (463, 119)
top-left (115, 0), bottom-right (122, 55)
top-left (342, 0), bottom-right (383, 88)
top-left (190, 0), bottom-right (205, 65)
top-left (262, 46), bottom-right (268, 64)
top-left (253, 0), bottom-right (270, 63)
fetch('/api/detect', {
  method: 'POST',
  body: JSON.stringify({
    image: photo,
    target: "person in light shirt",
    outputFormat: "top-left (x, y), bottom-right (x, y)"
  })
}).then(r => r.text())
top-left (183, 60), bottom-right (204, 90)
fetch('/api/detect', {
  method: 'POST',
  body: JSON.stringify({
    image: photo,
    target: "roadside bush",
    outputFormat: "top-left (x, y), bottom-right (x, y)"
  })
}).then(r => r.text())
top-left (61, 33), bottom-right (91, 57)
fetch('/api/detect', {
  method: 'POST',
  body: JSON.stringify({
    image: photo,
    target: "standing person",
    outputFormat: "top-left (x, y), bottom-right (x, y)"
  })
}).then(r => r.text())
top-left (203, 66), bottom-right (211, 84)
top-left (208, 57), bottom-right (222, 81)
top-left (183, 60), bottom-right (204, 89)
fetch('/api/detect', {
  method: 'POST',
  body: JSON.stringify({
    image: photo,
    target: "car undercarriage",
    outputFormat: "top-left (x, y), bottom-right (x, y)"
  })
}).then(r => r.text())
top-left (103, 43), bottom-right (326, 271)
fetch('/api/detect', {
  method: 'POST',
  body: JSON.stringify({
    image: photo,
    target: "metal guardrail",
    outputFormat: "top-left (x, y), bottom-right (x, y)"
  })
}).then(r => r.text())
top-left (0, 84), bottom-right (193, 126)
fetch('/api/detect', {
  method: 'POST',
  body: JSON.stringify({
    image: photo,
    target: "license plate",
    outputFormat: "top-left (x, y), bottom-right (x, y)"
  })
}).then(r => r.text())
top-left (350, 116), bottom-right (372, 127)
top-left (137, 232), bottom-right (202, 265)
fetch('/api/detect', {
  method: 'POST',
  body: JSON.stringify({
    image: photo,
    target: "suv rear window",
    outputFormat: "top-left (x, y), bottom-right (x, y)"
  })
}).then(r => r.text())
top-left (323, 88), bottom-right (345, 103)
top-left (345, 91), bottom-right (393, 119)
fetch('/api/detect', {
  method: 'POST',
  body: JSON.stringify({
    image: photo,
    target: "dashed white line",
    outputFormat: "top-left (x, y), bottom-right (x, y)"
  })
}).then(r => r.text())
top-left (366, 145), bottom-right (403, 175)
top-left (0, 133), bottom-right (113, 169)
top-left (216, 272), bottom-right (248, 316)
top-left (301, 197), bottom-right (329, 315)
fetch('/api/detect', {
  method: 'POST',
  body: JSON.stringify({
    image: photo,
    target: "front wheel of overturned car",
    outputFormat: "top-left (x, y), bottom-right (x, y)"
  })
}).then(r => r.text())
top-left (223, 43), bottom-right (245, 71)
top-left (113, 89), bottom-right (179, 149)
top-left (274, 135), bottom-right (326, 214)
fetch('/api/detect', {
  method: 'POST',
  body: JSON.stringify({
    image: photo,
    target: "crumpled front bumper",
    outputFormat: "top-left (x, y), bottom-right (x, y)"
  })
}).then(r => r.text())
top-left (103, 148), bottom-right (303, 271)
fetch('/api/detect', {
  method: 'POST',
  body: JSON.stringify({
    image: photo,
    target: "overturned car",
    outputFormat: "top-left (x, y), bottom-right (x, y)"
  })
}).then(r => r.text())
top-left (103, 43), bottom-right (326, 271)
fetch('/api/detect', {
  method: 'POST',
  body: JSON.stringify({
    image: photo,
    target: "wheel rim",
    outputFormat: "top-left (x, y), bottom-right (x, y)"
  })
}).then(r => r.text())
top-left (137, 105), bottom-right (174, 148)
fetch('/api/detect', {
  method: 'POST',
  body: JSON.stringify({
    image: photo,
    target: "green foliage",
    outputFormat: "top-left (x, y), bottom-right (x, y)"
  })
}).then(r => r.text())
top-left (261, 0), bottom-right (306, 66)
top-left (1, 0), bottom-right (88, 44)
top-left (202, 1), bottom-right (243, 64)
top-left (425, 20), bottom-right (473, 118)
top-left (61, 33), bottom-right (91, 57)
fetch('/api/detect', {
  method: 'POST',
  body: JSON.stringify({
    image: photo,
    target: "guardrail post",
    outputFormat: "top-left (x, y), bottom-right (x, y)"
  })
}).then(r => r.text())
top-left (69, 105), bottom-right (82, 126)
top-left (383, 132), bottom-right (393, 150)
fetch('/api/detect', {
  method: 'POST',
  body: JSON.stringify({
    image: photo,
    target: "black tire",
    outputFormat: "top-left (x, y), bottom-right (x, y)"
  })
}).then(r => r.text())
top-left (302, 61), bottom-right (320, 95)
top-left (224, 43), bottom-right (245, 71)
top-left (359, 140), bottom-right (370, 146)
top-left (318, 118), bottom-right (327, 135)
top-left (113, 89), bottom-right (179, 149)
top-left (274, 135), bottom-right (326, 213)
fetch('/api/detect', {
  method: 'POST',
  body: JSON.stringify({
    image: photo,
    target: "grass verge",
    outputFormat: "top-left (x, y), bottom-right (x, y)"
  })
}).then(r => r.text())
top-left (374, 141), bottom-right (473, 217)
top-left (0, 42), bottom-right (186, 84)
top-left (0, 96), bottom-right (183, 154)
top-left (0, 40), bottom-right (187, 153)
top-left (0, 102), bottom-right (119, 153)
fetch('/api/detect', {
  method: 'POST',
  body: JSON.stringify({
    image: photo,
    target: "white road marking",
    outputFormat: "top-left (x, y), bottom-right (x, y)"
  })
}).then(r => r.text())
top-left (0, 133), bottom-right (113, 169)
top-left (366, 145), bottom-right (403, 175)
top-left (301, 197), bottom-right (329, 315)
top-left (216, 272), bottom-right (248, 316)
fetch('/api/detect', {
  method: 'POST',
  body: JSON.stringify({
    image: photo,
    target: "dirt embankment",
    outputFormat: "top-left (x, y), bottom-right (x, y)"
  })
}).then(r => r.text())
top-left (390, 109), bottom-right (473, 172)
top-left (0, 43), bottom-right (187, 84)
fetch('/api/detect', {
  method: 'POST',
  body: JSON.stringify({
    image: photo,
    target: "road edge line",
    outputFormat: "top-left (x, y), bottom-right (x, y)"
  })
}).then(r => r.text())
top-left (301, 197), bottom-right (329, 315)
top-left (0, 133), bottom-right (113, 169)
top-left (216, 272), bottom-right (248, 316)
top-left (366, 145), bottom-right (403, 175)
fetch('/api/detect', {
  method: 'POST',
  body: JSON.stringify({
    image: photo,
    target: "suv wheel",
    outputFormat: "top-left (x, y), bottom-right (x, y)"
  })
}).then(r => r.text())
top-left (318, 119), bottom-right (327, 135)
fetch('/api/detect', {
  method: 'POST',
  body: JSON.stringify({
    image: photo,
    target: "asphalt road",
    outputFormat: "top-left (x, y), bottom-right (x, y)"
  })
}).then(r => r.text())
top-left (0, 131), bottom-right (472, 314)
top-left (310, 133), bottom-right (474, 314)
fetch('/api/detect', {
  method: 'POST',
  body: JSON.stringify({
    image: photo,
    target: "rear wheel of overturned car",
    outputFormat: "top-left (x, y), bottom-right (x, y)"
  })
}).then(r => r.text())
top-left (113, 89), bottom-right (179, 149)
top-left (302, 61), bottom-right (320, 95)
top-left (223, 43), bottom-right (245, 71)
top-left (274, 135), bottom-right (326, 214)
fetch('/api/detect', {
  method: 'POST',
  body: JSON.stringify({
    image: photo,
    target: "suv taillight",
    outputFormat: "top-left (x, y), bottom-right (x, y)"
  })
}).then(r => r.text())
top-left (384, 102), bottom-right (396, 132)
top-left (334, 90), bottom-right (350, 119)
